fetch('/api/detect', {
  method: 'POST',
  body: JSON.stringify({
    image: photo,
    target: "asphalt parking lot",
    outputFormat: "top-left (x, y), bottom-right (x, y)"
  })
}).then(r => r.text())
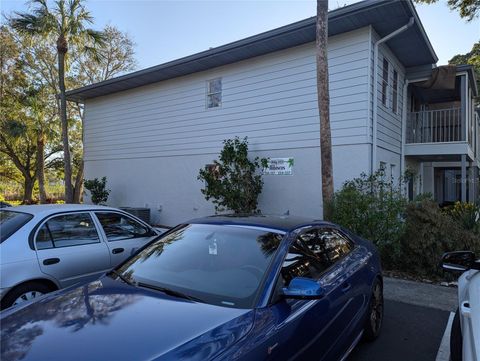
top-left (349, 277), bottom-right (457, 361)
top-left (349, 300), bottom-right (450, 361)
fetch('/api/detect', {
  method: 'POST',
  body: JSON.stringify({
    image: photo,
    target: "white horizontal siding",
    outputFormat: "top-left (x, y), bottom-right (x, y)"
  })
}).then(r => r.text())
top-left (374, 31), bottom-right (406, 155)
top-left (84, 27), bottom-right (371, 161)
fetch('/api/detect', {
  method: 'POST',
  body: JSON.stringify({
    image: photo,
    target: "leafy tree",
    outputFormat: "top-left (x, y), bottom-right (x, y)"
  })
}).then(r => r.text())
top-left (449, 41), bottom-right (480, 102)
top-left (0, 120), bottom-right (38, 203)
top-left (74, 25), bottom-right (137, 84)
top-left (11, 0), bottom-right (106, 203)
top-left (84, 177), bottom-right (110, 205)
top-left (0, 154), bottom-right (23, 196)
top-left (25, 86), bottom-right (59, 203)
top-left (415, 0), bottom-right (479, 21)
top-left (316, 0), bottom-right (334, 220)
top-left (0, 26), bottom-right (38, 202)
top-left (1, 26), bottom-right (61, 203)
top-left (198, 137), bottom-right (267, 214)
top-left (4, 16), bottom-right (136, 203)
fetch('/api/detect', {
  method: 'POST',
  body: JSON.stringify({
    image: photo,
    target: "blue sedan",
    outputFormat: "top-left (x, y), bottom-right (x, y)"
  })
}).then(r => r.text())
top-left (0, 215), bottom-right (383, 361)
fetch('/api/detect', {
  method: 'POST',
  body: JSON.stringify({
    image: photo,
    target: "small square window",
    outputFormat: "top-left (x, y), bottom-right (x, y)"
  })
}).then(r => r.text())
top-left (206, 78), bottom-right (222, 108)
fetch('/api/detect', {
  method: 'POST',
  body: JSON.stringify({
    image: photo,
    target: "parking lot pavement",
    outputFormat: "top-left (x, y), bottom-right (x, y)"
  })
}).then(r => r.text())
top-left (348, 277), bottom-right (457, 361)
top-left (383, 277), bottom-right (457, 312)
top-left (348, 300), bottom-right (450, 361)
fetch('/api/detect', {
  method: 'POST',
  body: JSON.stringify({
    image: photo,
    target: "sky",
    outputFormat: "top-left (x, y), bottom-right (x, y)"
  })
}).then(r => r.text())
top-left (1, 0), bottom-right (479, 71)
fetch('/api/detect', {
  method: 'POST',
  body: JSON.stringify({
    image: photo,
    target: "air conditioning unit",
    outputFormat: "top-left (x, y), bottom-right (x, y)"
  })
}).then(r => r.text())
top-left (120, 207), bottom-right (151, 224)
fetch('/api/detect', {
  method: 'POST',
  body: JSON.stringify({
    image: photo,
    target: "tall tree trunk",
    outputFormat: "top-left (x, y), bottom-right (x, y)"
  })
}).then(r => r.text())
top-left (73, 159), bottom-right (84, 203)
top-left (316, 0), bottom-right (334, 220)
top-left (23, 176), bottom-right (35, 204)
top-left (36, 133), bottom-right (47, 203)
top-left (58, 47), bottom-right (73, 203)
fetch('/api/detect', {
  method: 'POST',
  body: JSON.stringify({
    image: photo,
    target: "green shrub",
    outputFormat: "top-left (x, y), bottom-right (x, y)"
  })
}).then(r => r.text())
top-left (330, 170), bottom-right (407, 268)
top-left (400, 199), bottom-right (480, 278)
top-left (331, 171), bottom-right (480, 279)
top-left (84, 177), bottom-right (110, 205)
top-left (198, 137), bottom-right (267, 214)
top-left (445, 201), bottom-right (480, 235)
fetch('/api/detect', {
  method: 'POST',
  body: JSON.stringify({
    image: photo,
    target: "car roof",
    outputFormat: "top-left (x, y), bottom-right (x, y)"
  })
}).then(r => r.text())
top-left (2, 204), bottom-right (119, 217)
top-left (187, 214), bottom-right (334, 232)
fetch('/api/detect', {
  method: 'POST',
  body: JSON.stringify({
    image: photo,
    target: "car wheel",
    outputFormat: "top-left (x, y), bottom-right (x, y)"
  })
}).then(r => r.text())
top-left (1, 281), bottom-right (54, 310)
top-left (450, 309), bottom-right (462, 361)
top-left (363, 278), bottom-right (384, 342)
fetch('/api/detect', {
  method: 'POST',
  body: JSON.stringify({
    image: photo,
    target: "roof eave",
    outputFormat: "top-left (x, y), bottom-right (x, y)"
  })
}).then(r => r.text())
top-left (404, 0), bottom-right (438, 63)
top-left (66, 0), bottom-right (439, 102)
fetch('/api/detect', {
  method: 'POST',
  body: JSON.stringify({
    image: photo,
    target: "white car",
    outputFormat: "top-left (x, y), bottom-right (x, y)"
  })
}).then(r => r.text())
top-left (441, 251), bottom-right (480, 361)
top-left (0, 204), bottom-right (160, 310)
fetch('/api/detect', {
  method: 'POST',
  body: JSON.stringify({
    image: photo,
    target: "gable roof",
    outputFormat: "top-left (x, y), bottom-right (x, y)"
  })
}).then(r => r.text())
top-left (66, 0), bottom-right (437, 102)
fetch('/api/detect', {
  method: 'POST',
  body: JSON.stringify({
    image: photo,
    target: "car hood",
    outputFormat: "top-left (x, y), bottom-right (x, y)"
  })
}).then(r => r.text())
top-left (0, 277), bottom-right (254, 361)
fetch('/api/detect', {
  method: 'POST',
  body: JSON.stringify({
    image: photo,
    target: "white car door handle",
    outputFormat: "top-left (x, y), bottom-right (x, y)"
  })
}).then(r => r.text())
top-left (112, 248), bottom-right (124, 254)
top-left (43, 258), bottom-right (60, 265)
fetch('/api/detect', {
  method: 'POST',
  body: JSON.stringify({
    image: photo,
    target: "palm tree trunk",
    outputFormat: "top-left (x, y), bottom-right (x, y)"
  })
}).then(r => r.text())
top-left (36, 133), bottom-right (47, 203)
top-left (73, 159), bottom-right (84, 203)
top-left (58, 48), bottom-right (74, 203)
top-left (316, 0), bottom-right (334, 220)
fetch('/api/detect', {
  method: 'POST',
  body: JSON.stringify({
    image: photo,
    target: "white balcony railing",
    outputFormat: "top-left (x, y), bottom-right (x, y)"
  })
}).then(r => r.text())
top-left (407, 107), bottom-right (463, 144)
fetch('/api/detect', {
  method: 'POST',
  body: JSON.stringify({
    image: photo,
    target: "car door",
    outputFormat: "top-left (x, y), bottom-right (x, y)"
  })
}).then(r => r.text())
top-left (248, 227), bottom-right (360, 361)
top-left (314, 227), bottom-right (367, 359)
top-left (34, 212), bottom-right (112, 288)
top-left (93, 211), bottom-right (156, 266)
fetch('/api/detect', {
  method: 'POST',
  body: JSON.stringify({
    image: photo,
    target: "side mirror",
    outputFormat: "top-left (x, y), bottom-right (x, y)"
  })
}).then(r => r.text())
top-left (441, 251), bottom-right (476, 272)
top-left (282, 277), bottom-right (325, 300)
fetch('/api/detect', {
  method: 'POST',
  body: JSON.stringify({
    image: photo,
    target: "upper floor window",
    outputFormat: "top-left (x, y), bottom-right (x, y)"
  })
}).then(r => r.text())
top-left (381, 58), bottom-right (389, 107)
top-left (392, 70), bottom-right (399, 113)
top-left (206, 78), bottom-right (222, 108)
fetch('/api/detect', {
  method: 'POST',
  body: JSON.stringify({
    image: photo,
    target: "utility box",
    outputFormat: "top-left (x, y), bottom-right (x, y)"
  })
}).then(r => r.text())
top-left (120, 207), bottom-right (151, 224)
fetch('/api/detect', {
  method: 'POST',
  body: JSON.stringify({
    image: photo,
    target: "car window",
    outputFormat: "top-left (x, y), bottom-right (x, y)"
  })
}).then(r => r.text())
top-left (36, 213), bottom-right (100, 249)
top-left (114, 224), bottom-right (284, 309)
top-left (95, 212), bottom-right (151, 241)
top-left (319, 229), bottom-right (353, 263)
top-left (280, 230), bottom-right (331, 286)
top-left (0, 210), bottom-right (33, 243)
top-left (280, 228), bottom-right (353, 287)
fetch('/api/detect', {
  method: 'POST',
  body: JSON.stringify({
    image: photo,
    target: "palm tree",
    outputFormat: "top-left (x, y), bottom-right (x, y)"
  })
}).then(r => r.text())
top-left (316, 0), bottom-right (334, 220)
top-left (11, 0), bottom-right (104, 203)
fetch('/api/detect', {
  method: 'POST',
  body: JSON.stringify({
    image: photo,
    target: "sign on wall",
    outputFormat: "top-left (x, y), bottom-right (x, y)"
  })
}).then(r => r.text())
top-left (263, 158), bottom-right (294, 175)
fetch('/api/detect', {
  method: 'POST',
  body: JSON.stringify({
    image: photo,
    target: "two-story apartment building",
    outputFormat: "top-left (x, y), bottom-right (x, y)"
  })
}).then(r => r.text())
top-left (67, 0), bottom-right (479, 225)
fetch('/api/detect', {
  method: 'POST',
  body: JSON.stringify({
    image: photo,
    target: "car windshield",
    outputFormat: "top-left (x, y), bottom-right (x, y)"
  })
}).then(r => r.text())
top-left (0, 210), bottom-right (34, 243)
top-left (114, 223), bottom-right (284, 309)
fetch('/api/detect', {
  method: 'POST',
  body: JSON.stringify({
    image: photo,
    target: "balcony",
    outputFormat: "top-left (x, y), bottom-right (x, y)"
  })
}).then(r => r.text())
top-left (406, 107), bottom-right (463, 144)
